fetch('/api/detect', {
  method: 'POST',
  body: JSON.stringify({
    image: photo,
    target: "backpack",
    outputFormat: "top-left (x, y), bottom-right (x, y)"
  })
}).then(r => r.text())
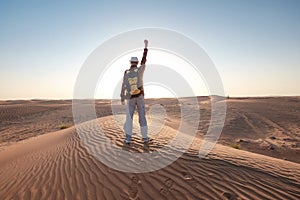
top-left (124, 68), bottom-right (142, 98)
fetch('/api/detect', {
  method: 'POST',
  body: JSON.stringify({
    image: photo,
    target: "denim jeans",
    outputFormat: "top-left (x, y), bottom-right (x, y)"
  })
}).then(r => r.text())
top-left (124, 94), bottom-right (148, 142)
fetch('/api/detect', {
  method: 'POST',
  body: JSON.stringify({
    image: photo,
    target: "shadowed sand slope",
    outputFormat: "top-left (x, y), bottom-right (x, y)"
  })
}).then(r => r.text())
top-left (0, 116), bottom-right (299, 200)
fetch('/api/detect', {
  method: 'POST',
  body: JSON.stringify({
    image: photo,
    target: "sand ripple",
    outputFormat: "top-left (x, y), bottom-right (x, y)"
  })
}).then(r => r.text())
top-left (0, 115), bottom-right (299, 199)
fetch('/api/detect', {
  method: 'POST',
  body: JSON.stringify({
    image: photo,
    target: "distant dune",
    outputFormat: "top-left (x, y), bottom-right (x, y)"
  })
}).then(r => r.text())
top-left (0, 97), bottom-right (299, 199)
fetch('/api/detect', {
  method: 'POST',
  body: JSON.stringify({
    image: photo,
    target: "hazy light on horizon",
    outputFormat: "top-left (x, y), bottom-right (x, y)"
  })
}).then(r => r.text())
top-left (0, 0), bottom-right (299, 99)
top-left (95, 49), bottom-right (208, 99)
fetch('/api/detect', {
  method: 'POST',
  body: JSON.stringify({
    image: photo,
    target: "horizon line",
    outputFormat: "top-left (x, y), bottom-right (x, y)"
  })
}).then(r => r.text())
top-left (1, 95), bottom-right (300, 101)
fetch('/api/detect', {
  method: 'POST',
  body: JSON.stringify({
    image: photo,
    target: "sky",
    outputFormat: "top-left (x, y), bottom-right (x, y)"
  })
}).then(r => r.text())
top-left (0, 0), bottom-right (299, 99)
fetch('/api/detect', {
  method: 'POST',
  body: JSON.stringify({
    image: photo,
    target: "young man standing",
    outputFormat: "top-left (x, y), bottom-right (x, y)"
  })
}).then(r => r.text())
top-left (120, 39), bottom-right (149, 145)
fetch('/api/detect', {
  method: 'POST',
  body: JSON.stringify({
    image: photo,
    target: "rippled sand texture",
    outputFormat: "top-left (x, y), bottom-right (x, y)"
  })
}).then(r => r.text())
top-left (0, 97), bottom-right (299, 199)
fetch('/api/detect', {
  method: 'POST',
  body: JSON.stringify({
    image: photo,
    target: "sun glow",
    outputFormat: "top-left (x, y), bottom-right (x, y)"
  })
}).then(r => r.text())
top-left (95, 49), bottom-right (208, 99)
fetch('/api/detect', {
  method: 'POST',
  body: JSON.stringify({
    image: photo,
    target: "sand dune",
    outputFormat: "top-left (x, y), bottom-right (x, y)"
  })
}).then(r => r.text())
top-left (0, 115), bottom-right (299, 200)
top-left (1, 97), bottom-right (299, 163)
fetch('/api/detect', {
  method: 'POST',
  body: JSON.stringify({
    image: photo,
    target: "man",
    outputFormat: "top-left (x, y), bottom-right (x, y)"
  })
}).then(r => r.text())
top-left (120, 39), bottom-right (148, 145)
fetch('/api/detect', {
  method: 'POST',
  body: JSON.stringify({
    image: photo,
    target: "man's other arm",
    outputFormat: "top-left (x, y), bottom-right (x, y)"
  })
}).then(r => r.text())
top-left (120, 71), bottom-right (127, 104)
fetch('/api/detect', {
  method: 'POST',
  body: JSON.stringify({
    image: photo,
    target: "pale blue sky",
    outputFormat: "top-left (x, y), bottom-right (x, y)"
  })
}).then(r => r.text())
top-left (0, 0), bottom-right (299, 99)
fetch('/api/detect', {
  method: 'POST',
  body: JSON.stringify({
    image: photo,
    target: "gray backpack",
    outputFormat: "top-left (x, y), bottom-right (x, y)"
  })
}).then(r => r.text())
top-left (124, 68), bottom-right (141, 97)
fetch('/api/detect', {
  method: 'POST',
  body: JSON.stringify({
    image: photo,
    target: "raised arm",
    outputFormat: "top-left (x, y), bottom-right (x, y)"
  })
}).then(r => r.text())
top-left (140, 39), bottom-right (148, 65)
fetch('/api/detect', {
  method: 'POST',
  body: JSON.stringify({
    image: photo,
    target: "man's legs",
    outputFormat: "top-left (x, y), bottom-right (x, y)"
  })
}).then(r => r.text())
top-left (124, 98), bottom-right (136, 143)
top-left (137, 95), bottom-right (148, 142)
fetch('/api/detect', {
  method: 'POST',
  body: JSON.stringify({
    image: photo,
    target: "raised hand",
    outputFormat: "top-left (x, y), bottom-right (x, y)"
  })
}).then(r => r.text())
top-left (144, 39), bottom-right (148, 48)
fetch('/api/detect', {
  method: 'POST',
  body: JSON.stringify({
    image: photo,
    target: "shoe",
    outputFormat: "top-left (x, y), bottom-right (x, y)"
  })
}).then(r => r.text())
top-left (143, 137), bottom-right (149, 143)
top-left (143, 139), bottom-right (149, 148)
top-left (124, 139), bottom-right (131, 145)
top-left (143, 141), bottom-right (149, 151)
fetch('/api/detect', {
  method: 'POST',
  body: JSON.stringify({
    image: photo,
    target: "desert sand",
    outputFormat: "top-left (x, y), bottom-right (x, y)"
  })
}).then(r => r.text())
top-left (0, 97), bottom-right (299, 199)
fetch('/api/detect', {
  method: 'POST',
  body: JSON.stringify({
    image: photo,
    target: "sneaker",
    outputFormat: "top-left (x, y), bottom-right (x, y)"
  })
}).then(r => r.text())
top-left (124, 139), bottom-right (131, 145)
top-left (143, 137), bottom-right (149, 143)
top-left (143, 140), bottom-right (149, 151)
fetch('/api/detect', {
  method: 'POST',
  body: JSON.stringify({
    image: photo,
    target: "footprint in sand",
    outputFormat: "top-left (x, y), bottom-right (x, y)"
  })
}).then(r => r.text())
top-left (128, 175), bottom-right (140, 198)
top-left (131, 175), bottom-right (139, 184)
top-left (160, 178), bottom-right (174, 196)
top-left (222, 191), bottom-right (239, 200)
top-left (159, 187), bottom-right (170, 196)
top-left (119, 193), bottom-right (131, 200)
top-left (128, 185), bottom-right (138, 198)
top-left (164, 178), bottom-right (174, 188)
top-left (120, 175), bottom-right (140, 199)
top-left (138, 160), bottom-right (147, 168)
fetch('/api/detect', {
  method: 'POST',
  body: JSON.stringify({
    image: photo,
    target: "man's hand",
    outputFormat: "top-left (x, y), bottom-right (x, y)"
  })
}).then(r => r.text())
top-left (121, 99), bottom-right (125, 105)
top-left (144, 39), bottom-right (148, 48)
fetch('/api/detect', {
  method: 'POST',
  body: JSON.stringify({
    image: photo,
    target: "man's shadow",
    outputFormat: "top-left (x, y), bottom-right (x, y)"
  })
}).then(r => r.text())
top-left (122, 142), bottom-right (131, 152)
top-left (143, 142), bottom-right (150, 153)
top-left (121, 141), bottom-right (150, 153)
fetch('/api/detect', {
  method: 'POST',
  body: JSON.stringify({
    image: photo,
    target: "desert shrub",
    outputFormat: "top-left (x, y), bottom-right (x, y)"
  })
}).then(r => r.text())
top-left (59, 124), bottom-right (69, 129)
top-left (230, 143), bottom-right (240, 149)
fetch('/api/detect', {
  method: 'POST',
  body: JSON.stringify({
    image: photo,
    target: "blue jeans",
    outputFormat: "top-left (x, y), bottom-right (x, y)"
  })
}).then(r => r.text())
top-left (124, 95), bottom-right (148, 142)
